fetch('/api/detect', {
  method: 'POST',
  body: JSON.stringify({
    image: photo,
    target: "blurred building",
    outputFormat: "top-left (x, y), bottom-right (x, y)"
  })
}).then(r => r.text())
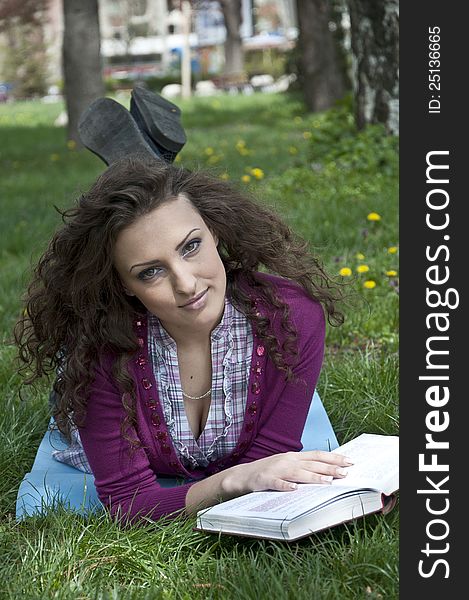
top-left (42, 0), bottom-right (297, 85)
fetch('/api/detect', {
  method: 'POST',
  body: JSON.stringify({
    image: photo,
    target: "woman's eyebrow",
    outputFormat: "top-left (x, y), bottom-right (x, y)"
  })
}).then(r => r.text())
top-left (129, 228), bottom-right (201, 272)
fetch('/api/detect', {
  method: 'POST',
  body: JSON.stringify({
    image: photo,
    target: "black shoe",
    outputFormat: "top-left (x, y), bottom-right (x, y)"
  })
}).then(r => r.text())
top-left (130, 86), bottom-right (186, 163)
top-left (78, 97), bottom-right (157, 166)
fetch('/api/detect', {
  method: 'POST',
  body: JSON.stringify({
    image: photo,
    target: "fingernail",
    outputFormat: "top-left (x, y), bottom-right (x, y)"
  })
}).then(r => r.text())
top-left (336, 467), bottom-right (348, 476)
top-left (321, 475), bottom-right (333, 483)
top-left (289, 483), bottom-right (298, 490)
top-left (343, 457), bottom-right (354, 466)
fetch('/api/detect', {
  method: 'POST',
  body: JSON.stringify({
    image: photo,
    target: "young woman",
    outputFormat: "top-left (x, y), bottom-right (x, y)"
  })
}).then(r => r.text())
top-left (15, 157), bottom-right (351, 524)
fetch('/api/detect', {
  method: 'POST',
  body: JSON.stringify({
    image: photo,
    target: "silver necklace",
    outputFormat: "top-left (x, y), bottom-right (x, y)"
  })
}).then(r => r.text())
top-left (182, 388), bottom-right (212, 400)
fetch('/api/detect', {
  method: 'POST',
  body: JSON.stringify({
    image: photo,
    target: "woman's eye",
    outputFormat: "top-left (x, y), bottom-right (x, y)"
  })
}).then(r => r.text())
top-left (183, 239), bottom-right (201, 255)
top-left (137, 267), bottom-right (162, 281)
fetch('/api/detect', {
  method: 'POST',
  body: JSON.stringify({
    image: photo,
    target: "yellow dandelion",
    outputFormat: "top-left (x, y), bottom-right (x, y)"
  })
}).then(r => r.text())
top-left (387, 246), bottom-right (398, 254)
top-left (174, 154), bottom-right (181, 163)
top-left (251, 167), bottom-right (264, 180)
top-left (356, 264), bottom-right (370, 274)
top-left (339, 267), bottom-right (352, 277)
top-left (204, 147), bottom-right (214, 156)
top-left (355, 252), bottom-right (365, 260)
top-left (364, 280), bottom-right (376, 289)
top-left (220, 172), bottom-right (230, 180)
top-left (66, 139), bottom-right (76, 150)
top-left (367, 212), bottom-right (381, 221)
top-left (288, 146), bottom-right (298, 155)
top-left (294, 116), bottom-right (303, 124)
top-left (236, 141), bottom-right (249, 155)
top-left (207, 155), bottom-right (221, 165)
top-left (303, 131), bottom-right (312, 140)
top-left (50, 153), bottom-right (60, 161)
top-left (241, 175), bottom-right (251, 183)
top-left (386, 270), bottom-right (398, 277)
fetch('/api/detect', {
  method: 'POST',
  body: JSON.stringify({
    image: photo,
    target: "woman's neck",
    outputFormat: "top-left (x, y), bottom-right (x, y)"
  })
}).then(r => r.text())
top-left (159, 304), bottom-right (225, 349)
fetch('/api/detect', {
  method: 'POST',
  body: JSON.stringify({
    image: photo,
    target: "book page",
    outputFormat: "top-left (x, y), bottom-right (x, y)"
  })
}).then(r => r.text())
top-left (199, 484), bottom-right (351, 521)
top-left (197, 433), bottom-right (399, 523)
top-left (331, 433), bottom-right (399, 494)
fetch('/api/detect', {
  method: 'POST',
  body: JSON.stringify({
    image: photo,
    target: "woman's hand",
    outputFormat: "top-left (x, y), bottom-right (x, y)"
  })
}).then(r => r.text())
top-left (222, 450), bottom-right (354, 496)
top-left (185, 450), bottom-right (354, 515)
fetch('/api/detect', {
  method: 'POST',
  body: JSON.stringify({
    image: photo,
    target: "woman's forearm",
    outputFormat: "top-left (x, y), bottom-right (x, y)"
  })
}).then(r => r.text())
top-left (184, 463), bottom-right (248, 515)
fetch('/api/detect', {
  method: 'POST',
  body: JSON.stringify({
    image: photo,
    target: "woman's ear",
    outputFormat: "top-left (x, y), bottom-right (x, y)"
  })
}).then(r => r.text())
top-left (121, 282), bottom-right (135, 296)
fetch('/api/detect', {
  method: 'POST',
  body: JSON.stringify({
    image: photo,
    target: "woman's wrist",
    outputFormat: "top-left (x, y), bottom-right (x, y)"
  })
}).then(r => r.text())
top-left (220, 463), bottom-right (250, 498)
top-left (184, 463), bottom-right (251, 515)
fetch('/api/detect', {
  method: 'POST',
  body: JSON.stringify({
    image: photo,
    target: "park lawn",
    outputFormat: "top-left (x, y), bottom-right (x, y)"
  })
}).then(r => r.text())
top-left (0, 91), bottom-right (398, 599)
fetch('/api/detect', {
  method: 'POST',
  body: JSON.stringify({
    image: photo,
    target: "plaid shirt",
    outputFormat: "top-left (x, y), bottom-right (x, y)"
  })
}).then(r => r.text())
top-left (52, 298), bottom-right (253, 473)
top-left (148, 297), bottom-right (253, 469)
top-left (51, 423), bottom-right (92, 473)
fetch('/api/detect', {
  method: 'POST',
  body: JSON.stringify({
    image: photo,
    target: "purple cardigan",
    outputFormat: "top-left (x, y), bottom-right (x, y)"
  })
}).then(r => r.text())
top-left (78, 273), bottom-right (325, 522)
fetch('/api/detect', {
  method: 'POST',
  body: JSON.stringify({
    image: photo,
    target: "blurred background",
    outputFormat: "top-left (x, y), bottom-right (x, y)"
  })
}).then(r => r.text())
top-left (0, 0), bottom-right (398, 142)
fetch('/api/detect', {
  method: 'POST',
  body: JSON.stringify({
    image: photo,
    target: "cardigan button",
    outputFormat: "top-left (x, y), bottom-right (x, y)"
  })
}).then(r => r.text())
top-left (248, 402), bottom-right (257, 414)
top-left (137, 337), bottom-right (145, 347)
top-left (251, 382), bottom-right (260, 395)
top-left (256, 345), bottom-right (265, 357)
top-left (142, 378), bottom-right (152, 390)
top-left (156, 430), bottom-right (167, 441)
top-left (137, 355), bottom-right (147, 367)
top-left (147, 398), bottom-right (158, 410)
top-left (151, 413), bottom-right (161, 427)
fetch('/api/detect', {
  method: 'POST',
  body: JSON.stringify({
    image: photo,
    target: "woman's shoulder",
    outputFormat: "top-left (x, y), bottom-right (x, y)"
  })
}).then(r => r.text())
top-left (255, 272), bottom-right (320, 305)
top-left (253, 272), bottom-right (325, 328)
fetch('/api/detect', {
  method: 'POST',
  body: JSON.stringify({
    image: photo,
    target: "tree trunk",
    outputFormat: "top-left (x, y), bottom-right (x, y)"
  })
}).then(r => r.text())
top-left (346, 0), bottom-right (399, 133)
top-left (181, 0), bottom-right (192, 99)
top-left (219, 0), bottom-right (244, 80)
top-left (62, 0), bottom-right (104, 145)
top-left (296, 0), bottom-right (346, 112)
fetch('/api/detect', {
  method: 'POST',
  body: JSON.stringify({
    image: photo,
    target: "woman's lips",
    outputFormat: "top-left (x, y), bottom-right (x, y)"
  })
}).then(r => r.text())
top-left (179, 288), bottom-right (208, 310)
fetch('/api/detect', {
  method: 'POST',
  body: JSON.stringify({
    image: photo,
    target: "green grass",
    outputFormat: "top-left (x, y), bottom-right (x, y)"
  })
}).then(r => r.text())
top-left (0, 91), bottom-right (398, 599)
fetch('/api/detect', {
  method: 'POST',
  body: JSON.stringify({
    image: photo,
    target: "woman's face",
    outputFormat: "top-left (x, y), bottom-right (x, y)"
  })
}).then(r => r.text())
top-left (113, 195), bottom-right (227, 341)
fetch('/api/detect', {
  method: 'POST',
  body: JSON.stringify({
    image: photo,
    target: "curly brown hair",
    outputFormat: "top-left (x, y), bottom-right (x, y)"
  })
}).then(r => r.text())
top-left (15, 157), bottom-right (344, 442)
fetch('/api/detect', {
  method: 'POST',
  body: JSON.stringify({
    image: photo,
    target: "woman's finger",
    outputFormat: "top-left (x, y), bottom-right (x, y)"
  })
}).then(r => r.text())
top-left (300, 450), bottom-right (354, 466)
top-left (299, 461), bottom-right (350, 478)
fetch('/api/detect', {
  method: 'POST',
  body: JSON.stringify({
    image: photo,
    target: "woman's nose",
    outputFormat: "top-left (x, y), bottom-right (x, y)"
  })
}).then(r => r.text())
top-left (172, 264), bottom-right (197, 296)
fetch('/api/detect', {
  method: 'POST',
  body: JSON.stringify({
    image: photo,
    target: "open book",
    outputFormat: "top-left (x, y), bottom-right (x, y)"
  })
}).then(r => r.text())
top-left (195, 433), bottom-right (399, 541)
